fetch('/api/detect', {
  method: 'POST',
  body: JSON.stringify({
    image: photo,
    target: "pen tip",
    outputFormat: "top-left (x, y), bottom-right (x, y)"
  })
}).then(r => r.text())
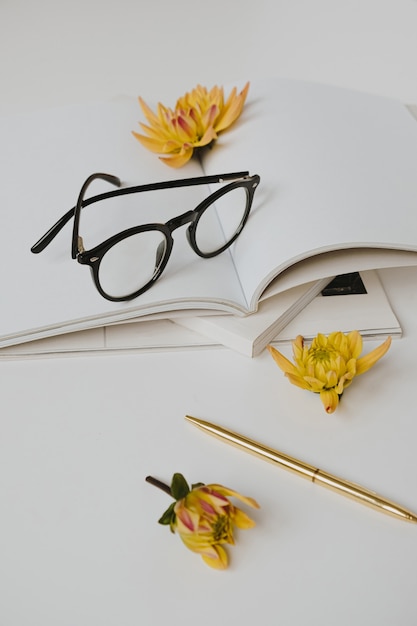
top-left (185, 414), bottom-right (199, 425)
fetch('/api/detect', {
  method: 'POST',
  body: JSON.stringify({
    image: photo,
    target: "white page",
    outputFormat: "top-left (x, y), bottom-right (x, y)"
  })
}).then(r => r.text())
top-left (260, 248), bottom-right (417, 299)
top-left (0, 320), bottom-right (211, 358)
top-left (202, 78), bottom-right (417, 306)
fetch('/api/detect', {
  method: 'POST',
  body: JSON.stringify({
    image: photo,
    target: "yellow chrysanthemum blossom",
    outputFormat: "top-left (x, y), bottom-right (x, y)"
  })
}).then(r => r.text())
top-left (268, 331), bottom-right (391, 414)
top-left (173, 483), bottom-right (259, 570)
top-left (148, 473), bottom-right (259, 570)
top-left (132, 82), bottom-right (250, 168)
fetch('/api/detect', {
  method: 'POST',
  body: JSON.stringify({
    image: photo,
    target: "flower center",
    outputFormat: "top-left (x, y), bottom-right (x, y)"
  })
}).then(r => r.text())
top-left (308, 347), bottom-right (336, 364)
top-left (212, 515), bottom-right (233, 543)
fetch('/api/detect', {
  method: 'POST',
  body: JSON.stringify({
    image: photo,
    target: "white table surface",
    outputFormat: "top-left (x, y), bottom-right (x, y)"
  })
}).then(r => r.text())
top-left (1, 2), bottom-right (417, 624)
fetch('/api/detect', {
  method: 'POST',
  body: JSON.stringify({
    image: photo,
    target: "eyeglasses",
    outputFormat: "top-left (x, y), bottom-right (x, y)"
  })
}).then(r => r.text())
top-left (31, 171), bottom-right (260, 302)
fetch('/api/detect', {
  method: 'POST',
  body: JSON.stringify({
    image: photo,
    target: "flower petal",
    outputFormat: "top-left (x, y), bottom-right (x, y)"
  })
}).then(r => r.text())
top-left (159, 149), bottom-right (194, 168)
top-left (176, 114), bottom-right (197, 141)
top-left (355, 336), bottom-right (392, 375)
top-left (201, 103), bottom-right (220, 129)
top-left (320, 388), bottom-right (340, 414)
top-left (347, 330), bottom-right (363, 359)
top-left (201, 544), bottom-right (228, 569)
top-left (325, 369), bottom-right (338, 388)
top-left (174, 507), bottom-right (200, 533)
top-left (207, 485), bottom-right (260, 509)
top-left (302, 375), bottom-right (325, 389)
top-left (138, 96), bottom-right (162, 126)
top-left (231, 507), bottom-right (257, 530)
top-left (131, 130), bottom-right (168, 153)
top-left (192, 126), bottom-right (218, 148)
top-left (286, 372), bottom-right (316, 390)
top-left (267, 345), bottom-right (301, 377)
top-left (214, 82), bottom-right (250, 132)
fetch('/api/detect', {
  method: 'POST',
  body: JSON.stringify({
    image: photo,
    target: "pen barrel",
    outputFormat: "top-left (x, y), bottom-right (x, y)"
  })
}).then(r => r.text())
top-left (246, 442), bottom-right (318, 480)
top-left (314, 470), bottom-right (414, 521)
top-left (199, 424), bottom-right (319, 480)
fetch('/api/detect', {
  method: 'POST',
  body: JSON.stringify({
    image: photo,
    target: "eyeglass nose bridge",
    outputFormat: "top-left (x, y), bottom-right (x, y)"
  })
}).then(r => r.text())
top-left (165, 210), bottom-right (196, 234)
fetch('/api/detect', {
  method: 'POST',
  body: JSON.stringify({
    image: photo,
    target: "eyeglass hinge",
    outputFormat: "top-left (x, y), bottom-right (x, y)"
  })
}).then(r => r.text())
top-left (77, 235), bottom-right (85, 254)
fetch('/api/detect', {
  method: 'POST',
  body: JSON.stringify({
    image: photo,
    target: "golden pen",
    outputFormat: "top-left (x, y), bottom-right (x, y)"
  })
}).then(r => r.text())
top-left (185, 415), bottom-right (417, 523)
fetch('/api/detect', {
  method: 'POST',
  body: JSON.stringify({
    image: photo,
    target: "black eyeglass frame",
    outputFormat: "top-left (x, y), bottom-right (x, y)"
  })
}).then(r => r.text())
top-left (31, 171), bottom-right (260, 302)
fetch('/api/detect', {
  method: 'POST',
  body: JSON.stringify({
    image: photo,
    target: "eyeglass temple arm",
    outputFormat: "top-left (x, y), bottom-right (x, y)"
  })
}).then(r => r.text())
top-left (31, 173), bottom-right (121, 254)
top-left (31, 207), bottom-right (76, 253)
top-left (30, 171), bottom-right (250, 254)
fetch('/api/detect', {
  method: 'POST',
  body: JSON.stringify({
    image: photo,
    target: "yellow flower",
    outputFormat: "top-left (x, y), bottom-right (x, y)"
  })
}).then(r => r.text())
top-left (173, 483), bottom-right (259, 570)
top-left (132, 82), bottom-right (250, 168)
top-left (268, 331), bottom-right (392, 414)
top-left (148, 473), bottom-right (259, 570)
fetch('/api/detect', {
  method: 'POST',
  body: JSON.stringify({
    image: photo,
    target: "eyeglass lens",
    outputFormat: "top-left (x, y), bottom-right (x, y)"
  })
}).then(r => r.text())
top-left (98, 230), bottom-right (168, 299)
top-left (194, 186), bottom-right (248, 254)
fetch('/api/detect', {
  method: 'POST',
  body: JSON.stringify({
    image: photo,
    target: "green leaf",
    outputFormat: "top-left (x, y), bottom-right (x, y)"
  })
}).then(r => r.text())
top-left (171, 473), bottom-right (190, 500)
top-left (158, 501), bottom-right (176, 526)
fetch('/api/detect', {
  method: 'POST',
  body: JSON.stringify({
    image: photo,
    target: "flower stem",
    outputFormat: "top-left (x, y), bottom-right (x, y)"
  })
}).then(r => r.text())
top-left (145, 475), bottom-right (172, 496)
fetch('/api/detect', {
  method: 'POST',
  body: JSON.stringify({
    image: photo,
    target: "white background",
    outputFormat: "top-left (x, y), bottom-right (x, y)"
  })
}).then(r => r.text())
top-left (1, 2), bottom-right (417, 624)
